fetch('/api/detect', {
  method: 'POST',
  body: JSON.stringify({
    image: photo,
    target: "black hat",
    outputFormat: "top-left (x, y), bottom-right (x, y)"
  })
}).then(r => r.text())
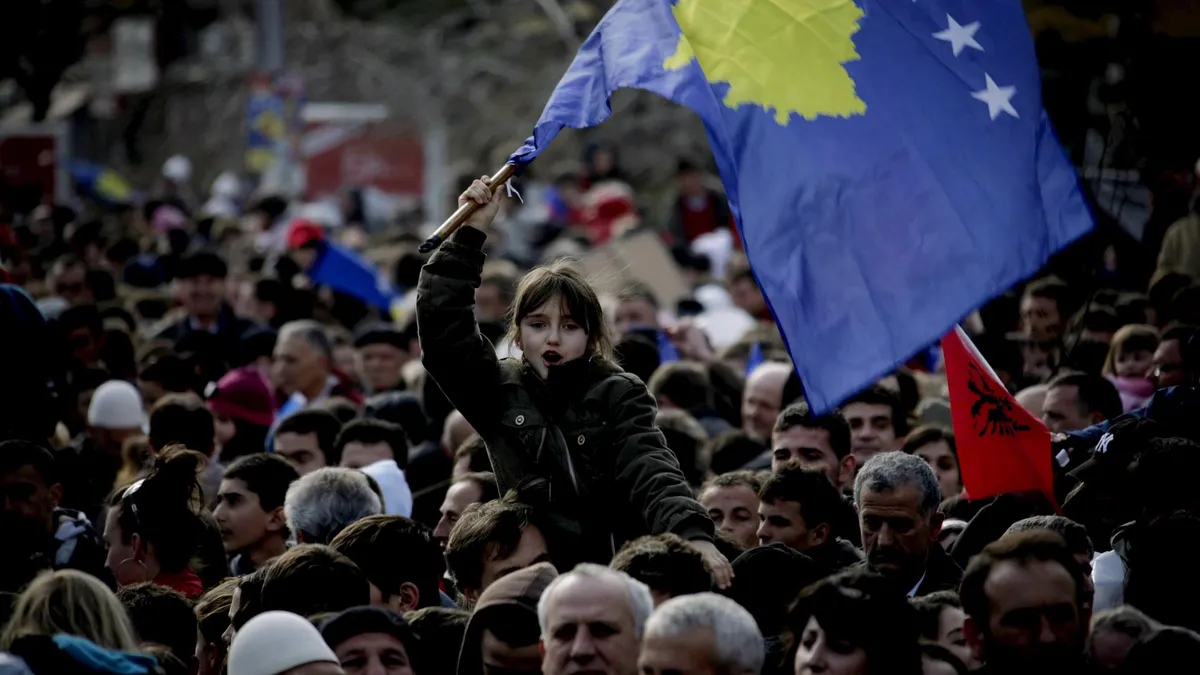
top-left (320, 606), bottom-right (419, 654)
top-left (726, 543), bottom-right (823, 635)
top-left (353, 323), bottom-right (407, 351)
top-left (1068, 417), bottom-right (1160, 483)
top-left (177, 250), bottom-right (228, 279)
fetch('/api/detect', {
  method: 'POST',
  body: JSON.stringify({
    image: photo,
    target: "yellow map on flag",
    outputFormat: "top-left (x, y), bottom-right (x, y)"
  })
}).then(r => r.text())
top-left (664, 0), bottom-right (867, 124)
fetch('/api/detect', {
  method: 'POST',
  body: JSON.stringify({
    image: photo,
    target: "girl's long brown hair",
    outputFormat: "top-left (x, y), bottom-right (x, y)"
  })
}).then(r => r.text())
top-left (505, 261), bottom-right (614, 361)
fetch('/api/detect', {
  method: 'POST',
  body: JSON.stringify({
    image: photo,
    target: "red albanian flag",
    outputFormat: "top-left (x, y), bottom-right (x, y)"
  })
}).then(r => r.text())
top-left (941, 325), bottom-right (1056, 508)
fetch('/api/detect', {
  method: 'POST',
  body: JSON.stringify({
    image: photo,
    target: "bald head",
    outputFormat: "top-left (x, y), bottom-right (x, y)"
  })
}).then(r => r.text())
top-left (1015, 384), bottom-right (1049, 417)
top-left (742, 362), bottom-right (793, 443)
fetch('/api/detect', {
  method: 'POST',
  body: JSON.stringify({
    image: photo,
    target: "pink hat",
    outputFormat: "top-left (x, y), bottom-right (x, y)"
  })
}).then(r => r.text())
top-left (207, 368), bottom-right (276, 428)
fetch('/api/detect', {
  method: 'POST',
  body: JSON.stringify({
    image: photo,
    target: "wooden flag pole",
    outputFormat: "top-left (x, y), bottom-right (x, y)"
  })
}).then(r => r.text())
top-left (419, 163), bottom-right (518, 253)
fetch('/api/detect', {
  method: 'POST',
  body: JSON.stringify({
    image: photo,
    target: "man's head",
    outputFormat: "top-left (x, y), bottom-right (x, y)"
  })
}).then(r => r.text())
top-left (0, 440), bottom-right (62, 542)
top-left (227, 610), bottom-right (343, 675)
top-left (433, 471), bottom-right (499, 549)
top-left (214, 453), bottom-right (299, 557)
top-left (770, 402), bottom-right (854, 488)
top-left (614, 282), bottom-right (660, 334)
top-left (840, 385), bottom-right (907, 467)
top-left (1006, 515), bottom-right (1095, 611)
top-left (1087, 606), bottom-right (1158, 671)
top-left (273, 320), bottom-right (334, 398)
top-left (329, 514), bottom-right (443, 614)
top-left (757, 463), bottom-right (843, 552)
top-left (647, 361), bottom-right (714, 412)
top-left (697, 471), bottom-right (764, 551)
top-left (1021, 277), bottom-right (1069, 343)
top-left (116, 582), bottom-right (198, 672)
top-left (334, 419), bottom-right (408, 471)
top-left (275, 410), bottom-right (343, 476)
top-left (352, 324), bottom-right (411, 394)
top-left (960, 531), bottom-right (1089, 671)
top-left (854, 452), bottom-right (943, 590)
top-left (727, 263), bottom-right (766, 318)
top-left (639, 593), bottom-right (763, 675)
top-left (609, 534), bottom-right (712, 606)
top-left (741, 362), bottom-right (792, 443)
top-left (320, 606), bottom-right (419, 675)
top-left (175, 250), bottom-right (229, 321)
top-left (259, 544), bottom-right (372, 618)
top-left (466, 562), bottom-right (559, 675)
top-left (284, 467), bottom-right (382, 545)
top-left (49, 255), bottom-right (90, 306)
top-left (149, 392), bottom-right (215, 456)
top-left (87, 379), bottom-right (147, 453)
top-left (538, 564), bottom-right (653, 675)
top-left (1041, 373), bottom-right (1123, 434)
top-left (1153, 326), bottom-right (1197, 388)
top-left (478, 271), bottom-right (518, 324)
top-left (446, 494), bottom-right (553, 604)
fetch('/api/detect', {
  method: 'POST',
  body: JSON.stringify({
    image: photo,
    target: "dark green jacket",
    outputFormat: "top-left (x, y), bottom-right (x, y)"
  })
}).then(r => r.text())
top-left (417, 226), bottom-right (714, 561)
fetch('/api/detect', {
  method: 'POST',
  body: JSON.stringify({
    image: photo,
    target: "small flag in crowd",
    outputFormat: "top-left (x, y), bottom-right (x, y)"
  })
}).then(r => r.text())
top-left (744, 342), bottom-right (765, 378)
top-left (307, 240), bottom-right (397, 312)
top-left (942, 326), bottom-right (1056, 507)
top-left (509, 0), bottom-right (1093, 412)
top-left (657, 329), bottom-right (680, 364)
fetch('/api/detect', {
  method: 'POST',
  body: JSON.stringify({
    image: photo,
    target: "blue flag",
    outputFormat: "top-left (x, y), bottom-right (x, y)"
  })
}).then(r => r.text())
top-left (657, 329), bottom-right (681, 364)
top-left (307, 241), bottom-right (397, 311)
top-left (510, 0), bottom-right (1093, 412)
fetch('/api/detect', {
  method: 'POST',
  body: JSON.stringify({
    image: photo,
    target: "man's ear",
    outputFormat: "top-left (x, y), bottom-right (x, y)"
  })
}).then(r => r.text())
top-left (396, 582), bottom-right (421, 613)
top-left (809, 523), bottom-right (831, 548)
top-left (838, 454), bottom-right (857, 488)
top-left (48, 483), bottom-right (63, 510)
top-left (266, 506), bottom-right (287, 534)
top-left (929, 511), bottom-right (945, 542)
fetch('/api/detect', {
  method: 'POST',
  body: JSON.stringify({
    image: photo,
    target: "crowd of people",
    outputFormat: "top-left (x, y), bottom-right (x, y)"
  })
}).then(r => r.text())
top-left (0, 141), bottom-right (1199, 675)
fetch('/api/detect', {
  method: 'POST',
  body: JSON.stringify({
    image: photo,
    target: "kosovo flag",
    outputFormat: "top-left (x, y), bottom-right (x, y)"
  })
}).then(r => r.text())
top-left (510, 0), bottom-right (1093, 412)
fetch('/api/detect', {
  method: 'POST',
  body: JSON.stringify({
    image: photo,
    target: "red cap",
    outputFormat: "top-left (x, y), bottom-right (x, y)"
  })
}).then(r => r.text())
top-left (288, 219), bottom-right (325, 249)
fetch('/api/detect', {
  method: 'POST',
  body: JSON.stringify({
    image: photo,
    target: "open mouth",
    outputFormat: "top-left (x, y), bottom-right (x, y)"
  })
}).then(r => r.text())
top-left (543, 351), bottom-right (563, 365)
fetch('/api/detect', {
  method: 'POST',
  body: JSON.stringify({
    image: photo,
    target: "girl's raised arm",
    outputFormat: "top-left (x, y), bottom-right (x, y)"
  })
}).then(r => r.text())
top-left (416, 179), bottom-right (506, 437)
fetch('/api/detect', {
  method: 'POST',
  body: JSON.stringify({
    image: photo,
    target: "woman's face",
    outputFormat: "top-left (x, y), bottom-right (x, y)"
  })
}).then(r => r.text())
top-left (214, 415), bottom-right (237, 445)
top-left (934, 606), bottom-right (973, 667)
top-left (916, 441), bottom-right (962, 499)
top-left (1115, 348), bottom-right (1154, 378)
top-left (794, 616), bottom-right (869, 675)
top-left (103, 508), bottom-right (141, 586)
top-left (517, 296), bottom-right (590, 380)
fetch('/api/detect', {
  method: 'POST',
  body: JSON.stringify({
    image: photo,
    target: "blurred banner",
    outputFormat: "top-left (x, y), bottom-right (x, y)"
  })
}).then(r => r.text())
top-left (245, 71), bottom-right (305, 180)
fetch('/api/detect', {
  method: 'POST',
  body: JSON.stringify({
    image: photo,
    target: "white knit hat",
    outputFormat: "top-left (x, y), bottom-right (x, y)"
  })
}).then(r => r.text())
top-left (87, 380), bottom-right (147, 430)
top-left (228, 611), bottom-right (340, 675)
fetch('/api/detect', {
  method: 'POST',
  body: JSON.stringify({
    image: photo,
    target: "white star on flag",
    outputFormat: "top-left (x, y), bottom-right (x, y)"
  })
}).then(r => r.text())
top-left (972, 74), bottom-right (1019, 120)
top-left (934, 14), bottom-right (983, 57)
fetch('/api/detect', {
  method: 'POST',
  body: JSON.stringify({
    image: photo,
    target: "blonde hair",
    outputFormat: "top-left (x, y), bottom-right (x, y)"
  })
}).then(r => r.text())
top-left (506, 261), bottom-right (614, 361)
top-left (1102, 324), bottom-right (1160, 376)
top-left (0, 569), bottom-right (139, 651)
top-left (115, 435), bottom-right (152, 490)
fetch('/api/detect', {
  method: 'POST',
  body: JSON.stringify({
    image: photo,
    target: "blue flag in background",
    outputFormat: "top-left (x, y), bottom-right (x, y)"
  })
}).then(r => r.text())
top-left (510, 0), bottom-right (1093, 412)
top-left (657, 329), bottom-right (681, 364)
top-left (307, 241), bottom-right (397, 311)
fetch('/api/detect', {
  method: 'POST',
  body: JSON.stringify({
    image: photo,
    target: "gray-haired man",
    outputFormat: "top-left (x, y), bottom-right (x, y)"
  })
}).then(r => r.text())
top-left (639, 593), bottom-right (763, 675)
top-left (854, 451), bottom-right (961, 596)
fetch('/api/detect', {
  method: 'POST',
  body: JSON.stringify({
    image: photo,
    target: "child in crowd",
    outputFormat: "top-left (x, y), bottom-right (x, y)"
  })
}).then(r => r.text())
top-left (1103, 324), bottom-right (1159, 412)
top-left (417, 177), bottom-right (731, 585)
